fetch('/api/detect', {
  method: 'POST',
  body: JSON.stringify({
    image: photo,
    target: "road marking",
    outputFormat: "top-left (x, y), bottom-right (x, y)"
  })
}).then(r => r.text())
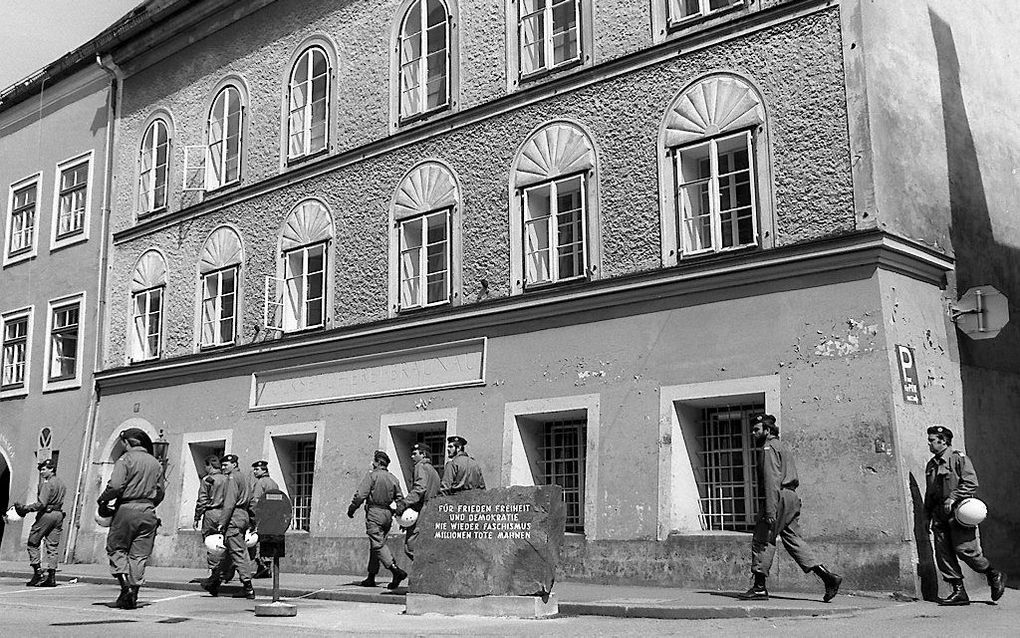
top-left (1, 584), bottom-right (87, 595)
top-left (149, 591), bottom-right (201, 603)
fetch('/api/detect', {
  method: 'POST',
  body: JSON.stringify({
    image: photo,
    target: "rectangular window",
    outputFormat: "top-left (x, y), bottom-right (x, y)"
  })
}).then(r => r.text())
top-left (283, 243), bottom-right (326, 331)
top-left (289, 440), bottom-right (316, 532)
top-left (47, 301), bottom-right (80, 382)
top-left (667, 0), bottom-right (742, 26)
top-left (8, 182), bottom-right (37, 257)
top-left (694, 403), bottom-right (762, 532)
top-left (538, 419), bottom-right (587, 533)
top-left (1, 311), bottom-right (30, 391)
top-left (523, 174), bottom-right (586, 287)
top-left (675, 130), bottom-right (756, 256)
top-left (398, 210), bottom-right (450, 310)
top-left (131, 287), bottom-right (163, 361)
top-left (415, 430), bottom-right (448, 478)
top-left (200, 267), bottom-right (237, 348)
top-left (519, 0), bottom-right (580, 77)
top-left (56, 160), bottom-right (89, 239)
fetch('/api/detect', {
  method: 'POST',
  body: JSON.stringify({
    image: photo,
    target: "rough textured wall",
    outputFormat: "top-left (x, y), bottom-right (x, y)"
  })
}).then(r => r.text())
top-left (104, 9), bottom-right (853, 364)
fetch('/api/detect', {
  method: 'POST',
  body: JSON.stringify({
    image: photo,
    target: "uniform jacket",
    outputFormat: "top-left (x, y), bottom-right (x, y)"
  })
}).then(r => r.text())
top-left (759, 435), bottom-right (800, 521)
top-left (221, 469), bottom-right (252, 530)
top-left (249, 474), bottom-right (280, 519)
top-left (99, 448), bottom-right (164, 505)
top-left (441, 451), bottom-right (486, 495)
top-left (402, 458), bottom-right (441, 511)
top-left (925, 446), bottom-right (978, 520)
top-left (350, 468), bottom-right (402, 512)
top-left (194, 471), bottom-right (228, 523)
top-left (27, 475), bottom-right (67, 514)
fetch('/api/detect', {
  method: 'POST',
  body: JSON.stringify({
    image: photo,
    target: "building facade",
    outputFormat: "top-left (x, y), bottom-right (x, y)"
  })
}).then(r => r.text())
top-left (14, 0), bottom-right (1011, 594)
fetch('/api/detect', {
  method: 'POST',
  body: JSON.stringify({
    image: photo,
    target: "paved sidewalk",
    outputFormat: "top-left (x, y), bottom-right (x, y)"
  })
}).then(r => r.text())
top-left (0, 560), bottom-right (900, 620)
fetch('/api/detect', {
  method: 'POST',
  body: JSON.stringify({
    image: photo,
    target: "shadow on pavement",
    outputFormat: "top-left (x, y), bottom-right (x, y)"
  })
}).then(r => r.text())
top-left (700, 591), bottom-right (824, 603)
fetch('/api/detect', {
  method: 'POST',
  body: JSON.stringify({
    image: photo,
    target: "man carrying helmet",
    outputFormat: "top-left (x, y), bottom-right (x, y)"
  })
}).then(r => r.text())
top-left (14, 458), bottom-right (66, 587)
top-left (924, 424), bottom-right (1006, 605)
top-left (394, 443), bottom-right (441, 562)
top-left (193, 454), bottom-right (231, 590)
top-left (439, 436), bottom-right (485, 495)
top-left (97, 428), bottom-right (164, 609)
top-left (348, 450), bottom-right (406, 589)
top-left (209, 454), bottom-right (255, 599)
top-left (248, 459), bottom-right (279, 578)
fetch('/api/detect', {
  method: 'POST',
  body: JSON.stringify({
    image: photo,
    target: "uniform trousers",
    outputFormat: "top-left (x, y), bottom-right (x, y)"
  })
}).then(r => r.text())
top-left (107, 502), bottom-right (158, 586)
top-left (403, 522), bottom-right (420, 561)
top-left (751, 488), bottom-right (819, 576)
top-left (365, 506), bottom-right (395, 575)
top-left (27, 511), bottom-right (64, 568)
top-left (932, 518), bottom-right (990, 581)
top-left (201, 511), bottom-right (229, 572)
top-left (223, 509), bottom-right (253, 581)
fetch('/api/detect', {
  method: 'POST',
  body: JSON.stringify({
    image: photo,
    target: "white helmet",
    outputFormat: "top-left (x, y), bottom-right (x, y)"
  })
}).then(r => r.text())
top-left (397, 509), bottom-right (419, 528)
top-left (245, 529), bottom-right (259, 548)
top-left (955, 497), bottom-right (988, 527)
top-left (4, 506), bottom-right (22, 523)
top-left (94, 512), bottom-right (112, 527)
top-left (204, 533), bottom-right (227, 557)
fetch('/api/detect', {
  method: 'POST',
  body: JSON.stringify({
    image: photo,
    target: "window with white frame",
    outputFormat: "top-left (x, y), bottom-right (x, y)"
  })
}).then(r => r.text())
top-left (131, 287), bottom-right (163, 361)
top-left (1, 309), bottom-right (31, 392)
top-left (276, 243), bottom-right (326, 332)
top-left (55, 158), bottom-right (90, 240)
top-left (7, 180), bottom-right (38, 258)
top-left (399, 0), bottom-right (450, 121)
top-left (523, 174), bottom-right (586, 287)
top-left (207, 86), bottom-right (243, 190)
top-left (674, 130), bottom-right (756, 255)
top-left (138, 119), bottom-right (170, 214)
top-left (518, 0), bottom-right (580, 77)
top-left (399, 210), bottom-right (450, 309)
top-left (46, 297), bottom-right (82, 385)
top-left (667, 0), bottom-right (743, 27)
top-left (272, 434), bottom-right (316, 532)
top-left (537, 418), bottom-right (587, 533)
top-left (287, 47), bottom-right (330, 162)
top-left (200, 267), bottom-right (237, 347)
top-left (690, 402), bottom-right (762, 531)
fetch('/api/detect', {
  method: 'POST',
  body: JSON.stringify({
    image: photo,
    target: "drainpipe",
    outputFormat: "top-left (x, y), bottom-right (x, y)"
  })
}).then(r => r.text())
top-left (65, 54), bottom-right (122, 564)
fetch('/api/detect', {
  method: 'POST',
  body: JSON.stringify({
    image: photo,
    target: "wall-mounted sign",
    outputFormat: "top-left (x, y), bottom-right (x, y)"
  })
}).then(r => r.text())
top-left (896, 345), bottom-right (922, 405)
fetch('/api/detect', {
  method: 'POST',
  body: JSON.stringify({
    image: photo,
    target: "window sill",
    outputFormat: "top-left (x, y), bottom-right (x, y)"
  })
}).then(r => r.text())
top-left (666, 529), bottom-right (752, 538)
top-left (137, 206), bottom-right (168, 222)
top-left (397, 104), bottom-right (453, 130)
top-left (50, 232), bottom-right (88, 253)
top-left (0, 387), bottom-right (29, 400)
top-left (516, 58), bottom-right (584, 89)
top-left (42, 378), bottom-right (82, 393)
top-left (202, 179), bottom-right (243, 198)
top-left (3, 248), bottom-right (36, 267)
top-left (199, 341), bottom-right (236, 352)
top-left (666, 4), bottom-right (745, 34)
top-left (285, 148), bottom-right (329, 169)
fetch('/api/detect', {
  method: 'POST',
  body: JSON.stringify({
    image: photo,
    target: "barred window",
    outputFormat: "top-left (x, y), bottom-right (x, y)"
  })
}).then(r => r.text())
top-left (56, 160), bottom-right (89, 239)
top-left (538, 419), bottom-right (586, 533)
top-left (695, 404), bottom-right (762, 532)
top-left (415, 430), bottom-right (448, 478)
top-left (290, 440), bottom-right (316, 532)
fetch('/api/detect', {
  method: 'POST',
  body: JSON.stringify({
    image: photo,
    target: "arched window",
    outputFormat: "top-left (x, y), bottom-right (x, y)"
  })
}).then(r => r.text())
top-left (207, 85), bottom-right (243, 190)
top-left (510, 121), bottom-right (600, 293)
top-left (130, 250), bottom-right (168, 361)
top-left (287, 47), bottom-right (330, 162)
top-left (391, 161), bottom-right (459, 311)
top-left (266, 200), bottom-right (334, 332)
top-left (398, 0), bottom-right (450, 122)
top-left (198, 226), bottom-right (243, 348)
top-left (138, 119), bottom-right (170, 214)
top-left (658, 74), bottom-right (771, 263)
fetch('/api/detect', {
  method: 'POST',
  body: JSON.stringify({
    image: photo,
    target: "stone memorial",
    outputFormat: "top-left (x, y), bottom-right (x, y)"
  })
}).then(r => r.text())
top-left (406, 484), bottom-right (565, 618)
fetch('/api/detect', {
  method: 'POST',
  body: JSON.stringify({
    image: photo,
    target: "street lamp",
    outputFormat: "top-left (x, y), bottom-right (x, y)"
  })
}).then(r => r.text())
top-left (152, 429), bottom-right (169, 476)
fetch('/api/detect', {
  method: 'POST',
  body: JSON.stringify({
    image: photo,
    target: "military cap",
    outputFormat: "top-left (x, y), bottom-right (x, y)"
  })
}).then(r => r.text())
top-left (37, 458), bottom-right (57, 471)
top-left (374, 450), bottom-right (391, 465)
top-left (752, 413), bottom-right (777, 426)
top-left (251, 460), bottom-right (269, 469)
top-left (447, 435), bottom-right (468, 446)
top-left (411, 442), bottom-right (431, 456)
top-left (220, 453), bottom-right (239, 464)
top-left (927, 425), bottom-right (953, 440)
top-left (119, 428), bottom-right (154, 454)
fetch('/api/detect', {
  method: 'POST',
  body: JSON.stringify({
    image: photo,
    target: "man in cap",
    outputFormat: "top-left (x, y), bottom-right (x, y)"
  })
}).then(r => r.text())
top-left (394, 443), bottom-right (441, 562)
top-left (440, 435), bottom-right (485, 495)
top-left (193, 454), bottom-right (231, 588)
top-left (248, 460), bottom-right (279, 578)
top-left (347, 450), bottom-right (406, 589)
top-left (13, 458), bottom-right (67, 587)
top-left (739, 414), bottom-right (842, 602)
top-left (207, 454), bottom-right (255, 599)
top-left (924, 424), bottom-right (1006, 605)
top-left (97, 428), bottom-right (165, 609)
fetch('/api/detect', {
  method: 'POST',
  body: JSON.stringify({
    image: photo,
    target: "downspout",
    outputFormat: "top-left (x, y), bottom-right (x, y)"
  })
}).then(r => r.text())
top-left (65, 54), bottom-right (122, 563)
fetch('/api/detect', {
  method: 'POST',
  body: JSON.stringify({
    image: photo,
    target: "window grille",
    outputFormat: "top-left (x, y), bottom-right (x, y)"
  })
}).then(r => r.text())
top-left (290, 440), bottom-right (316, 532)
top-left (696, 403), bottom-right (762, 531)
top-left (48, 302), bottom-right (80, 381)
top-left (1, 315), bottom-right (29, 389)
top-left (538, 419), bottom-right (586, 533)
top-left (415, 430), bottom-right (447, 478)
top-left (56, 161), bottom-right (89, 238)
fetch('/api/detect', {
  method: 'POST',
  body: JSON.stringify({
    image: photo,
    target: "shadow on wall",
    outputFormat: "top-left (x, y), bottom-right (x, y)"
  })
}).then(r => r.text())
top-left (930, 8), bottom-right (1020, 575)
top-left (909, 473), bottom-right (938, 601)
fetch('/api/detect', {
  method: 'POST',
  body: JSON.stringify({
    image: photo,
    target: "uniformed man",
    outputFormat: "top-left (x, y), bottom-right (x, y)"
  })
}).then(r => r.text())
top-left (14, 458), bottom-right (67, 587)
top-left (439, 436), bottom-right (485, 495)
top-left (924, 424), bottom-right (1006, 605)
top-left (249, 459), bottom-right (279, 579)
top-left (347, 450), bottom-right (407, 589)
top-left (209, 454), bottom-right (255, 599)
top-left (193, 454), bottom-right (230, 588)
top-left (97, 428), bottom-right (165, 610)
top-left (394, 443), bottom-right (441, 561)
top-left (739, 414), bottom-right (842, 602)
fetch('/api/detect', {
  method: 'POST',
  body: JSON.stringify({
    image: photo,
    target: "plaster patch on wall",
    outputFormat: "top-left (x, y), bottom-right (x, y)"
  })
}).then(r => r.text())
top-left (812, 317), bottom-right (879, 358)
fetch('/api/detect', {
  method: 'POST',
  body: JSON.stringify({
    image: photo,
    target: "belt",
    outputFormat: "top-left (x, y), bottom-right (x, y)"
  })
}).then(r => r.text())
top-left (120, 498), bottom-right (155, 504)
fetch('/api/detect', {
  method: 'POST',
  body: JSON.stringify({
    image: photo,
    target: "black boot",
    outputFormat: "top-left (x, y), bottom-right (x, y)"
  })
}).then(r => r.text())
top-left (812, 564), bottom-right (843, 603)
top-left (739, 573), bottom-right (769, 600)
top-left (201, 572), bottom-right (221, 597)
top-left (232, 579), bottom-right (255, 599)
top-left (123, 586), bottom-right (139, 610)
top-left (987, 568), bottom-right (1007, 602)
top-left (25, 564), bottom-right (43, 587)
top-left (114, 574), bottom-right (132, 609)
top-left (387, 564), bottom-right (407, 590)
top-left (359, 574), bottom-right (378, 587)
top-left (938, 580), bottom-right (970, 606)
top-left (36, 568), bottom-right (57, 588)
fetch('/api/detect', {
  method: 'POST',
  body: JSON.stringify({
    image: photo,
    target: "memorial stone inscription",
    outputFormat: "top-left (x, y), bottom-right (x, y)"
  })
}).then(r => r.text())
top-left (411, 485), bottom-right (565, 598)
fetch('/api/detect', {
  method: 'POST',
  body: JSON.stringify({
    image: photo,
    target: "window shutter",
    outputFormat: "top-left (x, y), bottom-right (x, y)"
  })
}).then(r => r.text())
top-left (264, 275), bottom-right (284, 331)
top-left (183, 145), bottom-right (206, 192)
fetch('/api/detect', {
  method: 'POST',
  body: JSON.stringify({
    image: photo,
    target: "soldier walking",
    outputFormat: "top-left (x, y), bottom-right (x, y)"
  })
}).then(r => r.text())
top-left (394, 443), bottom-right (440, 561)
top-left (924, 425), bottom-right (1006, 605)
top-left (97, 429), bottom-right (164, 609)
top-left (439, 436), bottom-right (485, 495)
top-left (739, 414), bottom-right (842, 602)
top-left (208, 454), bottom-right (255, 599)
top-left (14, 458), bottom-right (66, 587)
top-left (249, 459), bottom-right (279, 578)
top-left (193, 454), bottom-right (230, 587)
top-left (348, 450), bottom-right (406, 589)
